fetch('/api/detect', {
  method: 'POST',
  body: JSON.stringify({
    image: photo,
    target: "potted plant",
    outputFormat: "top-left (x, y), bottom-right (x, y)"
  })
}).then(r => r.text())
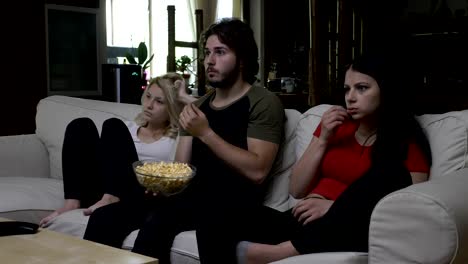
top-left (176, 55), bottom-right (193, 77)
top-left (125, 42), bottom-right (154, 86)
top-left (176, 55), bottom-right (194, 92)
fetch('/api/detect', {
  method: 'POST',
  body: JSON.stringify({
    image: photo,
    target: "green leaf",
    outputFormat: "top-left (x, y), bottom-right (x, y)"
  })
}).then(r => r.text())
top-left (137, 42), bottom-right (148, 65)
top-left (176, 55), bottom-right (192, 72)
top-left (142, 53), bottom-right (154, 70)
top-left (125, 52), bottom-right (137, 64)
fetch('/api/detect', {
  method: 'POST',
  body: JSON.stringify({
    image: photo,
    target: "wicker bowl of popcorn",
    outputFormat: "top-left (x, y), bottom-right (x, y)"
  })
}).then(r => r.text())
top-left (132, 160), bottom-right (196, 196)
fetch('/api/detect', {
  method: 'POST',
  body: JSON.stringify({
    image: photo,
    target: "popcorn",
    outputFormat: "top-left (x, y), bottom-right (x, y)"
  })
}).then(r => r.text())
top-left (134, 161), bottom-right (194, 195)
top-left (135, 161), bottom-right (192, 178)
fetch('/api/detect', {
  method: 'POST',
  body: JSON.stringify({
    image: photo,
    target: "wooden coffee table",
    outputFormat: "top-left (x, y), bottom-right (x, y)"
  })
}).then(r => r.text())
top-left (0, 217), bottom-right (157, 263)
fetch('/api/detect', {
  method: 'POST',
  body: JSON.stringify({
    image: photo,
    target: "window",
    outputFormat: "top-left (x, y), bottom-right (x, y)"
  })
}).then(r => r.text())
top-left (216, 0), bottom-right (233, 19)
top-left (106, 0), bottom-right (149, 48)
top-left (150, 0), bottom-right (196, 76)
top-left (106, 0), bottom-right (242, 79)
top-left (105, 0), bottom-right (196, 77)
top-left (46, 4), bottom-right (101, 96)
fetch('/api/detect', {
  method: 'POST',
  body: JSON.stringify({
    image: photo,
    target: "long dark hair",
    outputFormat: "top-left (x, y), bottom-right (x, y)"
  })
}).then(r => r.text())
top-left (200, 18), bottom-right (259, 84)
top-left (348, 53), bottom-right (432, 170)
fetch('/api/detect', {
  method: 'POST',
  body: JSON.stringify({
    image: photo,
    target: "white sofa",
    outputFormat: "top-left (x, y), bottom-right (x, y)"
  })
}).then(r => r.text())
top-left (0, 95), bottom-right (467, 264)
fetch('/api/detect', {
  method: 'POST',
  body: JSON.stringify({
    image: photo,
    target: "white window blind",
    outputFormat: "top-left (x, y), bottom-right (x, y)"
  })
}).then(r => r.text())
top-left (216, 0), bottom-right (233, 19)
top-left (106, 0), bottom-right (149, 48)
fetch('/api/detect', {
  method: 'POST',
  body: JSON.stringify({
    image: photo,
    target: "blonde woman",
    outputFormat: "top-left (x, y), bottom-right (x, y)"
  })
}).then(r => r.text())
top-left (40, 73), bottom-right (195, 227)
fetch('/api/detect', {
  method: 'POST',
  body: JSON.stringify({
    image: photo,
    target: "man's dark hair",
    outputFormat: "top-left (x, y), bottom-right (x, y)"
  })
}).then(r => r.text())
top-left (200, 18), bottom-right (259, 84)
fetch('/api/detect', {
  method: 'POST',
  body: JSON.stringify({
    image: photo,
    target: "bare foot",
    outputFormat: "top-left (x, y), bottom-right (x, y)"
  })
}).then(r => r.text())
top-left (39, 199), bottom-right (80, 227)
top-left (83, 193), bottom-right (120, 216)
top-left (245, 241), bottom-right (299, 264)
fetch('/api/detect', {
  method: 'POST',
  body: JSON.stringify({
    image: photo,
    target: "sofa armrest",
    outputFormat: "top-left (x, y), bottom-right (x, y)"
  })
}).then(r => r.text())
top-left (0, 134), bottom-right (50, 178)
top-left (369, 168), bottom-right (468, 264)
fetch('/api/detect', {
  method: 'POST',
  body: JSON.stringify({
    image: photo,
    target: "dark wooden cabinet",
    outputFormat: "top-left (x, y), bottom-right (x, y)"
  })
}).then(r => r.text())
top-left (263, 0), bottom-right (310, 83)
top-left (275, 93), bottom-right (310, 113)
top-left (403, 11), bottom-right (468, 114)
top-left (263, 0), bottom-right (311, 112)
top-left (262, 0), bottom-right (468, 114)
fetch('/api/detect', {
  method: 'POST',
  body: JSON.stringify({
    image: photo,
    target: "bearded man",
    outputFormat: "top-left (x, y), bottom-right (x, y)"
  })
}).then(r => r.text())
top-left (130, 18), bottom-right (285, 264)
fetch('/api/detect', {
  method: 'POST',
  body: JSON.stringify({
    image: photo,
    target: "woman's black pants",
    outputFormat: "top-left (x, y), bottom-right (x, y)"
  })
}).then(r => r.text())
top-left (196, 164), bottom-right (413, 263)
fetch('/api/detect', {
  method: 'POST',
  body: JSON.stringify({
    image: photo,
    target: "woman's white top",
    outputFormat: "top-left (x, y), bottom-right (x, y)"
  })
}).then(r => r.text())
top-left (125, 121), bottom-right (176, 162)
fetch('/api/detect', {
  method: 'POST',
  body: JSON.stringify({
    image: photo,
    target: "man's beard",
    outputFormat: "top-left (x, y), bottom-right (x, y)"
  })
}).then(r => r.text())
top-left (207, 64), bottom-right (240, 90)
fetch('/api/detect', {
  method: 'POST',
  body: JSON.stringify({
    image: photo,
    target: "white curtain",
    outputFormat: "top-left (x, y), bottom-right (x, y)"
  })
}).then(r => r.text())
top-left (148, 0), bottom-right (245, 77)
top-left (189, 0), bottom-right (218, 29)
top-left (148, 0), bottom-right (224, 79)
top-left (232, 0), bottom-right (242, 19)
top-left (215, 0), bottom-right (242, 20)
top-left (149, 0), bottom-right (196, 77)
top-left (106, 0), bottom-right (149, 48)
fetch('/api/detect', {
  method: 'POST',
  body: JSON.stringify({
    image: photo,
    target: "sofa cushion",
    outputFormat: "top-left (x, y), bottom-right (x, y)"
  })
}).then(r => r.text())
top-left (416, 110), bottom-right (468, 179)
top-left (0, 177), bottom-right (63, 224)
top-left (126, 230), bottom-right (201, 264)
top-left (50, 211), bottom-right (201, 263)
top-left (0, 134), bottom-right (50, 178)
top-left (263, 109), bottom-right (302, 211)
top-left (295, 104), bottom-right (332, 159)
top-left (368, 170), bottom-right (468, 263)
top-left (46, 209), bottom-right (89, 238)
top-left (36, 96), bottom-right (141, 179)
top-left (169, 233), bottom-right (368, 264)
top-left (171, 231), bottom-right (199, 264)
top-left (271, 252), bottom-right (367, 264)
top-left (48, 209), bottom-right (140, 251)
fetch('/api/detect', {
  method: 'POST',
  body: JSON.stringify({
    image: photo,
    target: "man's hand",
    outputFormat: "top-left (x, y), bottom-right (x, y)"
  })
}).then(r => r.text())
top-left (292, 197), bottom-right (333, 225)
top-left (179, 103), bottom-right (213, 139)
top-left (178, 103), bottom-right (279, 184)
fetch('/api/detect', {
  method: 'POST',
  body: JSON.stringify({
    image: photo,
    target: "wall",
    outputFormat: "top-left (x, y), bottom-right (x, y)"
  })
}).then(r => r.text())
top-left (1, 1), bottom-right (47, 136)
top-left (0, 0), bottom-right (100, 136)
top-left (402, 0), bottom-right (468, 113)
top-left (249, 0), bottom-right (264, 86)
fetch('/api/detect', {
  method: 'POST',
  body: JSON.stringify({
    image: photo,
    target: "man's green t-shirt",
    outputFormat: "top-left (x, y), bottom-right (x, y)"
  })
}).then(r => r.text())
top-left (180, 85), bottom-right (284, 144)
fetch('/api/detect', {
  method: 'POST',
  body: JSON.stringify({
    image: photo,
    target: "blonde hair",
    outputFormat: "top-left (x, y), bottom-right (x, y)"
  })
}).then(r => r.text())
top-left (134, 72), bottom-right (184, 138)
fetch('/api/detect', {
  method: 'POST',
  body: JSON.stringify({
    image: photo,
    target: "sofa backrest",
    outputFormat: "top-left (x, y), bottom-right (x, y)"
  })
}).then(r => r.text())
top-left (294, 104), bottom-right (332, 159)
top-left (293, 104), bottom-right (468, 181)
top-left (416, 110), bottom-right (468, 179)
top-left (35, 96), bottom-right (303, 213)
top-left (36, 96), bottom-right (467, 207)
top-left (263, 109), bottom-right (302, 211)
top-left (36, 96), bottom-right (141, 180)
